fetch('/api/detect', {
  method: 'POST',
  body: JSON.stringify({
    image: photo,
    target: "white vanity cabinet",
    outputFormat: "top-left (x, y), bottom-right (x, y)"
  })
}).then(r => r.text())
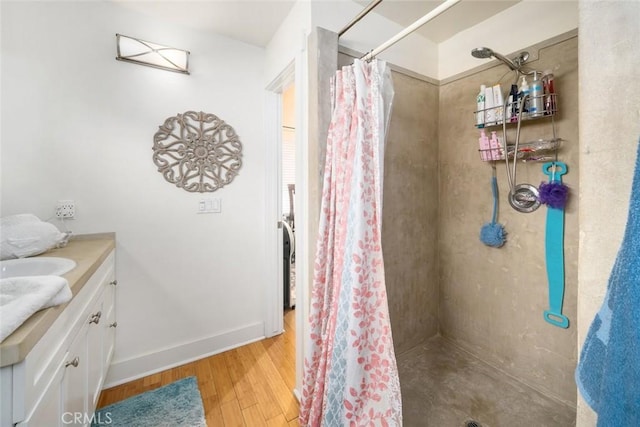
top-left (4, 250), bottom-right (117, 427)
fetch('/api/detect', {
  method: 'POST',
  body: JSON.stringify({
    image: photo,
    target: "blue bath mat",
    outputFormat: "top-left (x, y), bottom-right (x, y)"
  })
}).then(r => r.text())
top-left (92, 376), bottom-right (206, 427)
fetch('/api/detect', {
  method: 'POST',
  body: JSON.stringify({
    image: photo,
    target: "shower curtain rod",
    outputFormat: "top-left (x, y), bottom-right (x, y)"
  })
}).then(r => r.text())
top-left (361, 0), bottom-right (462, 61)
top-left (338, 0), bottom-right (383, 37)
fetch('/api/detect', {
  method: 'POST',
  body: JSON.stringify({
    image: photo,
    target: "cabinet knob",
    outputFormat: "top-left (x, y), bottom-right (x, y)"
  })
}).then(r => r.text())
top-left (65, 357), bottom-right (80, 368)
top-left (109, 322), bottom-right (118, 328)
top-left (89, 311), bottom-right (102, 324)
top-left (110, 280), bottom-right (118, 286)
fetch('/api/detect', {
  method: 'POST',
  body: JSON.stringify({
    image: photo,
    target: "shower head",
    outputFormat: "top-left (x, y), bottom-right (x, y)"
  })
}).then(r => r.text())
top-left (471, 47), bottom-right (494, 59)
top-left (471, 47), bottom-right (529, 71)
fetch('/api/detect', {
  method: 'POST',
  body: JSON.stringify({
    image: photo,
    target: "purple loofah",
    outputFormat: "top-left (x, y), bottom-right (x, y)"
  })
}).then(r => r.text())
top-left (538, 181), bottom-right (569, 209)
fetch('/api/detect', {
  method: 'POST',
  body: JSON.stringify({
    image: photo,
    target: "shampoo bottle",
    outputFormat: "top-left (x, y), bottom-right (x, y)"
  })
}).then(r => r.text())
top-left (529, 71), bottom-right (544, 117)
top-left (476, 85), bottom-right (486, 128)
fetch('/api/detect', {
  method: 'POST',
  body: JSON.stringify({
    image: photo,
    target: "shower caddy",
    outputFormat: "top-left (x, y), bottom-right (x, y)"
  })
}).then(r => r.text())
top-left (474, 81), bottom-right (571, 328)
top-left (474, 92), bottom-right (559, 163)
top-left (474, 80), bottom-right (561, 214)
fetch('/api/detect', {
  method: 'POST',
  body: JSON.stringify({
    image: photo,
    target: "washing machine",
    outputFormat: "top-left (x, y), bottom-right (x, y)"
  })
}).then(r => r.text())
top-left (282, 220), bottom-right (295, 308)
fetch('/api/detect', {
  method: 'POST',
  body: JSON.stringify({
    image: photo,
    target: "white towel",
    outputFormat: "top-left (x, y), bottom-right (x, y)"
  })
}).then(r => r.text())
top-left (0, 275), bottom-right (72, 342)
top-left (0, 214), bottom-right (68, 260)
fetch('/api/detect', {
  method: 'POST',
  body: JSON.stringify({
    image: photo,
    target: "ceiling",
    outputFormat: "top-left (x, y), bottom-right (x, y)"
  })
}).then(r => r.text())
top-left (355, 0), bottom-right (520, 43)
top-left (114, 0), bottom-right (520, 48)
top-left (113, 1), bottom-right (297, 47)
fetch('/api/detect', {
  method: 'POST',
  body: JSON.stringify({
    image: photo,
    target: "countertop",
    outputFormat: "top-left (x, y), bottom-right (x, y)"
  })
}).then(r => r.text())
top-left (0, 233), bottom-right (116, 367)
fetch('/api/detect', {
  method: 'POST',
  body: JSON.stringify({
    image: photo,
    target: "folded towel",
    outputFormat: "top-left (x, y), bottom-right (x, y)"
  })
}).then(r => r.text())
top-left (0, 214), bottom-right (67, 260)
top-left (575, 139), bottom-right (640, 425)
top-left (0, 275), bottom-right (72, 342)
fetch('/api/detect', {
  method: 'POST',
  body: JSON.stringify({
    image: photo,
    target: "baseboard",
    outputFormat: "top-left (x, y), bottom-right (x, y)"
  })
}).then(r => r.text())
top-left (103, 321), bottom-right (265, 388)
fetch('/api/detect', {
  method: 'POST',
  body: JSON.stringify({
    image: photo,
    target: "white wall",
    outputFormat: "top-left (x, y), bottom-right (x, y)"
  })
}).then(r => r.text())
top-left (438, 0), bottom-right (578, 79)
top-left (265, 0), bottom-right (311, 85)
top-left (1, 1), bottom-right (268, 385)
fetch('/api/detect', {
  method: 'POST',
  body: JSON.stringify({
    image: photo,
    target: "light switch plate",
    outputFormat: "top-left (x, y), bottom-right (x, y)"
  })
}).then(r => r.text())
top-left (198, 198), bottom-right (221, 214)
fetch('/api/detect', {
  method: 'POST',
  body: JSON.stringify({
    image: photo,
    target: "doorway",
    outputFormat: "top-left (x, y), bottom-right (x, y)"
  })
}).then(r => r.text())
top-left (265, 56), bottom-right (307, 398)
top-left (281, 82), bottom-right (296, 312)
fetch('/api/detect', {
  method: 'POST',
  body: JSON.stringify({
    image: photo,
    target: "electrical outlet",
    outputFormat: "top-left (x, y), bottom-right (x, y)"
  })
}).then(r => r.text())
top-left (56, 200), bottom-right (75, 219)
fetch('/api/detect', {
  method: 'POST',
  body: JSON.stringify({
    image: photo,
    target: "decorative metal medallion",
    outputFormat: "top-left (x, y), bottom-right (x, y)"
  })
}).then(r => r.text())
top-left (153, 111), bottom-right (243, 192)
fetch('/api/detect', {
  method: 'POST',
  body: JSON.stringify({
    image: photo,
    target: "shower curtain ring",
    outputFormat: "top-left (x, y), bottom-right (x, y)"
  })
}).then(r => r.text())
top-left (365, 49), bottom-right (375, 62)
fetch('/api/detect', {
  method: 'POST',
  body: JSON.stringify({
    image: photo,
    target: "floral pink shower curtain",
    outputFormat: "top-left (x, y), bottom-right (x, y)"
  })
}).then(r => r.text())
top-left (300, 59), bottom-right (401, 427)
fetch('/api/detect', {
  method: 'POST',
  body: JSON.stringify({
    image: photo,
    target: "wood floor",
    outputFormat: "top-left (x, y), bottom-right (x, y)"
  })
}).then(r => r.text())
top-left (97, 310), bottom-right (299, 426)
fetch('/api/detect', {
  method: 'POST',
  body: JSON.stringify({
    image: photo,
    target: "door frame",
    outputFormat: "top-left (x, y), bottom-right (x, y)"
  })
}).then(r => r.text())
top-left (265, 50), bottom-right (308, 398)
top-left (264, 63), bottom-right (291, 338)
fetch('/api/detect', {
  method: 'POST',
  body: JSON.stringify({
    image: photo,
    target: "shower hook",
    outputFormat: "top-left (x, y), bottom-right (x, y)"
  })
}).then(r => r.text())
top-left (361, 49), bottom-right (376, 62)
top-left (504, 93), bottom-right (541, 213)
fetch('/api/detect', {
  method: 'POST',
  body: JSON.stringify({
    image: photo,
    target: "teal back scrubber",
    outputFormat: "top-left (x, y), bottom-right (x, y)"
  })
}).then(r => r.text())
top-left (480, 171), bottom-right (506, 248)
top-left (542, 161), bottom-right (569, 328)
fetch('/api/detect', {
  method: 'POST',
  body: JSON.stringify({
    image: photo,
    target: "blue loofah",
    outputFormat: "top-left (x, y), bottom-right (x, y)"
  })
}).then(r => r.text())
top-left (480, 175), bottom-right (507, 248)
top-left (480, 222), bottom-right (506, 247)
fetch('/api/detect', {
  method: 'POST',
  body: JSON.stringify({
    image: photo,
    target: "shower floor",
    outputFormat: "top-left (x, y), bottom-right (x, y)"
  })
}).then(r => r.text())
top-left (397, 336), bottom-right (575, 427)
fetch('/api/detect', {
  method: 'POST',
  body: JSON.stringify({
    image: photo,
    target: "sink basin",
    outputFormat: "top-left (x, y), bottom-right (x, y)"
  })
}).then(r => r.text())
top-left (0, 257), bottom-right (77, 279)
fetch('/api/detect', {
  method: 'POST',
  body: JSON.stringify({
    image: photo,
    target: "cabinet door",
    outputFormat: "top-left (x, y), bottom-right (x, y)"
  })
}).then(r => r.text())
top-left (61, 323), bottom-right (88, 426)
top-left (18, 324), bottom-right (88, 427)
top-left (16, 357), bottom-right (65, 427)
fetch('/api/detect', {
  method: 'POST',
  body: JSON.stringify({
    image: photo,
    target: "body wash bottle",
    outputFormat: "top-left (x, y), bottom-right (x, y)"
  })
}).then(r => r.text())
top-left (489, 131), bottom-right (503, 160)
top-left (479, 129), bottom-right (490, 161)
top-left (484, 85), bottom-right (495, 125)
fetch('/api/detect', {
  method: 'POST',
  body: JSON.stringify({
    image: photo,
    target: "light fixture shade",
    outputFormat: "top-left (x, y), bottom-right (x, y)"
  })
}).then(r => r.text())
top-left (116, 34), bottom-right (190, 74)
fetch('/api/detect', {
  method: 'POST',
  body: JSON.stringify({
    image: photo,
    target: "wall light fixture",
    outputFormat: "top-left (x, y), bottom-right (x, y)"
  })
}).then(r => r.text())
top-left (116, 34), bottom-right (190, 74)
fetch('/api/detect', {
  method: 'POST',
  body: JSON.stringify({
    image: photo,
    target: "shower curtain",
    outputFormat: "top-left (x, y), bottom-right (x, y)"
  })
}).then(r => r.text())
top-left (300, 59), bottom-right (401, 426)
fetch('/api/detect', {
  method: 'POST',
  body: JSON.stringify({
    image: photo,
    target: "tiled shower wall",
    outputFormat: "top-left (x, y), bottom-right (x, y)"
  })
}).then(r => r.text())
top-left (382, 71), bottom-right (440, 355)
top-left (438, 36), bottom-right (579, 407)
